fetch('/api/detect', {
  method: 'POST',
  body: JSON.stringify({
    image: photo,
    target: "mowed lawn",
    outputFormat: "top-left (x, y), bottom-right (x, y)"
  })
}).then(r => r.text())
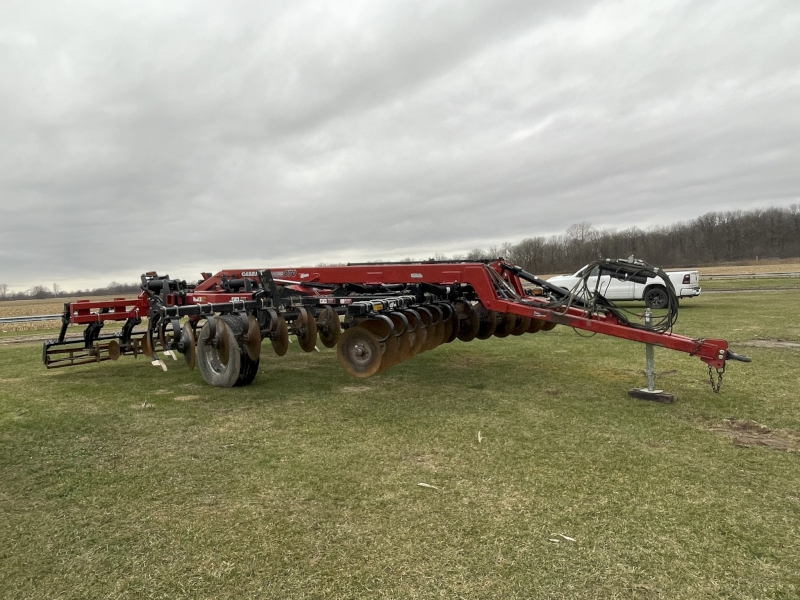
top-left (1, 290), bottom-right (799, 599)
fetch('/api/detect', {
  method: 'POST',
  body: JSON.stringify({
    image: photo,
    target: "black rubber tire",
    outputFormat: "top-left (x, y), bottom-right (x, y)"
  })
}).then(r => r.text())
top-left (225, 315), bottom-right (261, 387)
top-left (197, 316), bottom-right (242, 388)
top-left (196, 315), bottom-right (260, 387)
top-left (235, 354), bottom-right (260, 387)
top-left (644, 286), bottom-right (669, 309)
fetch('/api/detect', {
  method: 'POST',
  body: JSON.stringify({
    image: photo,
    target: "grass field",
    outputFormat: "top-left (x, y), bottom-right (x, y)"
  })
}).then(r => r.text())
top-left (0, 296), bottom-right (124, 334)
top-left (1, 286), bottom-right (799, 598)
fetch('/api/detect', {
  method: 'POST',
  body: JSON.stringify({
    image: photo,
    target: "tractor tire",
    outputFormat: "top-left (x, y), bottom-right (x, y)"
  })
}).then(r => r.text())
top-left (197, 315), bottom-right (259, 387)
top-left (644, 286), bottom-right (669, 309)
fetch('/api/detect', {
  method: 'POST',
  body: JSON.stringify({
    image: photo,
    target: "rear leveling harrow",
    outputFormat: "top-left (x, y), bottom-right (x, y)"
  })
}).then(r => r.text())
top-left (43, 258), bottom-right (750, 390)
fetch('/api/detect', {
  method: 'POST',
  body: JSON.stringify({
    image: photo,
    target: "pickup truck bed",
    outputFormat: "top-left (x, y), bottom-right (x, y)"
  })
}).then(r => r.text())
top-left (547, 265), bottom-right (701, 308)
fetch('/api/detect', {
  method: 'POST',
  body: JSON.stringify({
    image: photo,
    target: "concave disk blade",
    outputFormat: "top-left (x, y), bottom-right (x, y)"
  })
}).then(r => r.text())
top-left (416, 307), bottom-right (435, 352)
top-left (527, 318), bottom-right (544, 334)
top-left (216, 318), bottom-right (230, 365)
top-left (454, 300), bottom-right (480, 342)
top-left (317, 306), bottom-right (341, 348)
top-left (107, 340), bottom-right (121, 361)
top-left (438, 304), bottom-right (457, 344)
top-left (182, 322), bottom-right (197, 370)
top-left (494, 314), bottom-right (515, 338)
top-left (512, 316), bottom-right (532, 336)
top-left (476, 309), bottom-right (497, 340)
top-left (388, 312), bottom-right (412, 362)
top-left (141, 333), bottom-right (154, 358)
top-left (271, 315), bottom-right (290, 356)
top-left (295, 307), bottom-right (318, 353)
top-left (401, 309), bottom-right (425, 356)
top-left (358, 318), bottom-right (398, 372)
top-left (432, 305), bottom-right (449, 348)
top-left (337, 326), bottom-right (382, 378)
top-left (245, 315), bottom-right (262, 361)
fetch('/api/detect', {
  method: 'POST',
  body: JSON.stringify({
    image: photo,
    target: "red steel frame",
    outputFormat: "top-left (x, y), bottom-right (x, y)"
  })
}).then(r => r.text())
top-left (184, 261), bottom-right (730, 369)
top-left (66, 297), bottom-right (149, 325)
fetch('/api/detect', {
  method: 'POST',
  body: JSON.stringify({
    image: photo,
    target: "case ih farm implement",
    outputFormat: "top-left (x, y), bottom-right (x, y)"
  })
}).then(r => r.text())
top-left (42, 258), bottom-right (750, 391)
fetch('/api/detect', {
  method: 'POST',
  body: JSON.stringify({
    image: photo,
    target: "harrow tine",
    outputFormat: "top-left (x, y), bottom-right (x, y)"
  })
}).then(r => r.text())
top-left (43, 340), bottom-right (123, 369)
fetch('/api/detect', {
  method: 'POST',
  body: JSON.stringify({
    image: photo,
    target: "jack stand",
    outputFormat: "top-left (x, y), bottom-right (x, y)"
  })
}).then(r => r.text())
top-left (628, 309), bottom-right (676, 403)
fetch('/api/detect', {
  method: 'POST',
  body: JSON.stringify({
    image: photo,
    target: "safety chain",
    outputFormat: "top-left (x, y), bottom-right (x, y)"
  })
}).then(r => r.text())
top-left (708, 364), bottom-right (725, 393)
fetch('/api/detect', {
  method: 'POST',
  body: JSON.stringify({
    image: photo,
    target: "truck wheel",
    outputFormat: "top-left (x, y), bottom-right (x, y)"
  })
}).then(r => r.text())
top-left (644, 287), bottom-right (668, 309)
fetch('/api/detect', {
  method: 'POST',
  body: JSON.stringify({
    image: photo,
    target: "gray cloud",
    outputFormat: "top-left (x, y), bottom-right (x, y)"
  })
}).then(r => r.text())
top-left (1, 0), bottom-right (798, 291)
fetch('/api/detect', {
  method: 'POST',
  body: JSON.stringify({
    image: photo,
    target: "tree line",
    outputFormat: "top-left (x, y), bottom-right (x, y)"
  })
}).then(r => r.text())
top-left (1, 205), bottom-right (798, 300)
top-left (0, 281), bottom-right (141, 301)
top-left (452, 205), bottom-right (800, 274)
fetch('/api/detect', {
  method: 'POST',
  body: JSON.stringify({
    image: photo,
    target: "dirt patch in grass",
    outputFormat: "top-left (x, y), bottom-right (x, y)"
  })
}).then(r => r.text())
top-left (739, 338), bottom-right (800, 350)
top-left (450, 355), bottom-right (494, 369)
top-left (174, 395), bottom-right (200, 402)
top-left (708, 419), bottom-right (800, 452)
top-left (341, 386), bottom-right (372, 393)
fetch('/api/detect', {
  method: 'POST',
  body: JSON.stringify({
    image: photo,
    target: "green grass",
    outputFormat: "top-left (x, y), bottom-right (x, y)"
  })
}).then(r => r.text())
top-left (699, 277), bottom-right (800, 291)
top-left (1, 290), bottom-right (799, 599)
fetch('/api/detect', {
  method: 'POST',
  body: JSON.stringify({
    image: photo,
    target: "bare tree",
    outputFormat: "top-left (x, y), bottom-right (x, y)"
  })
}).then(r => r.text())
top-left (30, 285), bottom-right (50, 300)
top-left (466, 248), bottom-right (488, 260)
top-left (566, 222), bottom-right (596, 244)
top-left (0, 283), bottom-right (7, 299)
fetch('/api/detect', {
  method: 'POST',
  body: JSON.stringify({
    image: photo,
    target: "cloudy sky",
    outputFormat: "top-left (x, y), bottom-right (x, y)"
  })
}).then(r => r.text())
top-left (1, 0), bottom-right (798, 292)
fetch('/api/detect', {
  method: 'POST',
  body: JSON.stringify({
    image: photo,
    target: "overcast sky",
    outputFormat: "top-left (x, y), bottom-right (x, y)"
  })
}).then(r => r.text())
top-left (1, 0), bottom-right (798, 292)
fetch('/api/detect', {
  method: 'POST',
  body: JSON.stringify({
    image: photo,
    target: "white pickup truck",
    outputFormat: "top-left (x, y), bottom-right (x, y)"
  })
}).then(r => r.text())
top-left (547, 264), bottom-right (701, 308)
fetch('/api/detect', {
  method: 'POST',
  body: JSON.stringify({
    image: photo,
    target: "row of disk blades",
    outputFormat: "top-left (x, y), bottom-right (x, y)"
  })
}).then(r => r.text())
top-left (336, 300), bottom-right (556, 378)
top-left (143, 305), bottom-right (341, 368)
top-left (44, 300), bottom-right (555, 387)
